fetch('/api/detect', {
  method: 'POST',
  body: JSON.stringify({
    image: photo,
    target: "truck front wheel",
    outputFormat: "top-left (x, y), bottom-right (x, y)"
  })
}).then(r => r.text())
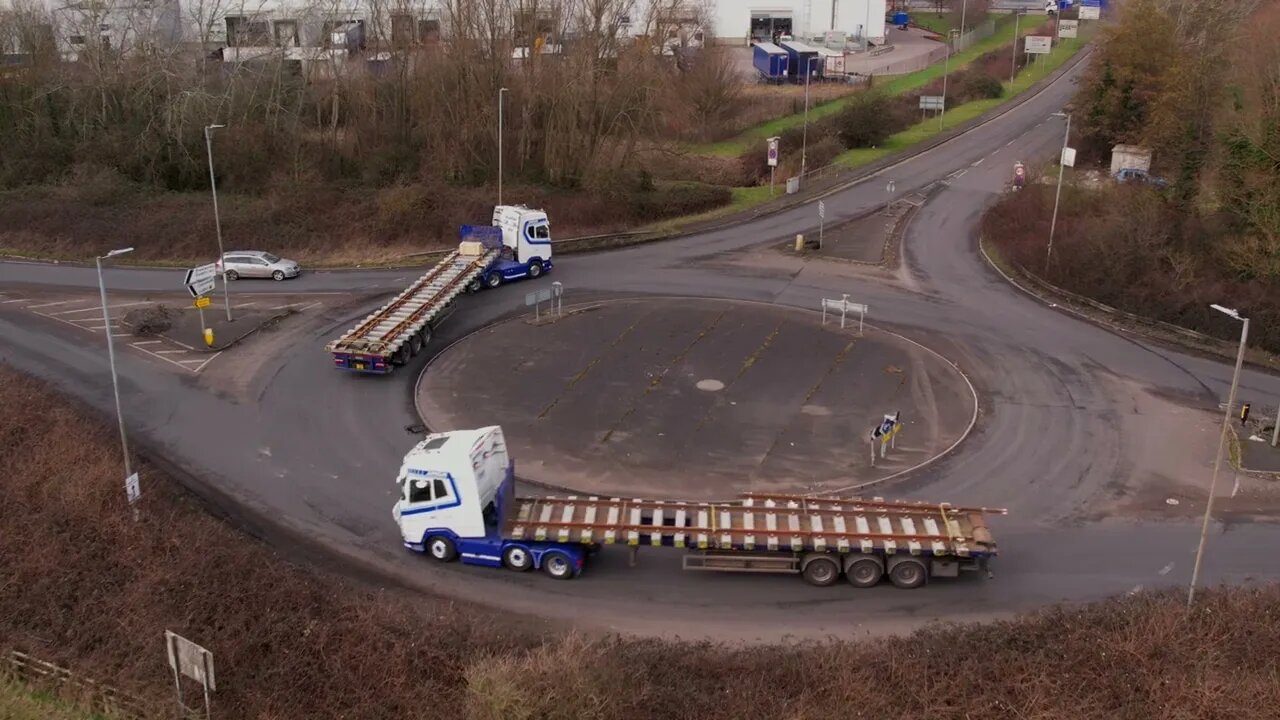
top-left (888, 558), bottom-right (927, 589)
top-left (426, 536), bottom-right (457, 562)
top-left (541, 552), bottom-right (575, 580)
top-left (503, 546), bottom-right (533, 571)
top-left (527, 260), bottom-right (543, 278)
top-left (485, 272), bottom-right (502, 289)
top-left (801, 556), bottom-right (840, 587)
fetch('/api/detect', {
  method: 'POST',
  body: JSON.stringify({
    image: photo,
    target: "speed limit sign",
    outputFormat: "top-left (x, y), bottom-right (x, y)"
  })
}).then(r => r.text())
top-left (767, 137), bottom-right (779, 167)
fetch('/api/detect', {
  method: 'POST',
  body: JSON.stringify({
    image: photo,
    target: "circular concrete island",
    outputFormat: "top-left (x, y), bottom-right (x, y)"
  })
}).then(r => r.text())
top-left (417, 298), bottom-right (976, 500)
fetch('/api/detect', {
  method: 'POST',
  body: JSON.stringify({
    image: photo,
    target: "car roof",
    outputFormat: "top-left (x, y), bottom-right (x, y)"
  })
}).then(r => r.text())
top-left (227, 250), bottom-right (271, 256)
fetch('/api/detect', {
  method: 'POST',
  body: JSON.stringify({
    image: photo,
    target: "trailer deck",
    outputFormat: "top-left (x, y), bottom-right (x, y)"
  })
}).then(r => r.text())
top-left (504, 490), bottom-right (1004, 557)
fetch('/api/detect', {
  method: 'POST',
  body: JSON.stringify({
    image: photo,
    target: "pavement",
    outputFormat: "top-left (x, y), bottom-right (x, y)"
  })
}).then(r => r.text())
top-left (418, 298), bottom-right (974, 499)
top-left (3, 51), bottom-right (1280, 641)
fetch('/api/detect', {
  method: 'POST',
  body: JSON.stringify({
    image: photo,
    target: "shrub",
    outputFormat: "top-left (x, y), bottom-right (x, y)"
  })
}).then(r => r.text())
top-left (835, 91), bottom-right (912, 149)
top-left (624, 181), bottom-right (732, 218)
top-left (953, 70), bottom-right (1005, 103)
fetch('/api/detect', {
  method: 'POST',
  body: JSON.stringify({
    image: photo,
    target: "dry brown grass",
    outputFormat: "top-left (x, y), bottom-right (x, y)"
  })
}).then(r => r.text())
top-left (2, 364), bottom-right (1279, 719)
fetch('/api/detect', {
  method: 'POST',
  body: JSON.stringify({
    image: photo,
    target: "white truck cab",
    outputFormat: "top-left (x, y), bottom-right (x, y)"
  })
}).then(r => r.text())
top-left (492, 205), bottom-right (553, 266)
top-left (393, 426), bottom-right (511, 551)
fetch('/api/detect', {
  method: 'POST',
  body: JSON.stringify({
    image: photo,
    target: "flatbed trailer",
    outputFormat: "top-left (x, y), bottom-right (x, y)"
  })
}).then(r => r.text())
top-left (393, 427), bottom-right (1006, 588)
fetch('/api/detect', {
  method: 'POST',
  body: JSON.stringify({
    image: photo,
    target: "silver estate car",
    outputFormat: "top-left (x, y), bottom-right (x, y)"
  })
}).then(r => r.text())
top-left (216, 251), bottom-right (301, 281)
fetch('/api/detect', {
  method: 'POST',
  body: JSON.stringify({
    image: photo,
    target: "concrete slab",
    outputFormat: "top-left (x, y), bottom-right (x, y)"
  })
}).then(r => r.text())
top-left (418, 298), bottom-right (976, 499)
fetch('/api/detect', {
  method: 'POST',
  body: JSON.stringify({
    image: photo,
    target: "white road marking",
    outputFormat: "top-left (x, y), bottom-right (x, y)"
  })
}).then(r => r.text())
top-left (1231, 474), bottom-right (1240, 498)
top-left (971, 158), bottom-right (985, 166)
top-left (68, 316), bottom-right (107, 324)
top-left (193, 352), bottom-right (222, 373)
top-left (2, 298), bottom-right (26, 304)
top-left (1005, 139), bottom-right (1016, 147)
top-left (237, 302), bottom-right (258, 308)
top-left (131, 340), bottom-right (162, 346)
top-left (295, 301), bottom-right (321, 312)
top-left (155, 350), bottom-right (187, 355)
top-left (25, 299), bottom-right (81, 309)
top-left (1158, 563), bottom-right (1174, 576)
top-left (50, 301), bottom-right (148, 316)
top-left (176, 358), bottom-right (207, 364)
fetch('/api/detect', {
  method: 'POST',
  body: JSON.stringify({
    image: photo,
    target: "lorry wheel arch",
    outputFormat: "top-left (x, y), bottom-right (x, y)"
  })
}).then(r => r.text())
top-left (800, 554), bottom-right (840, 587)
top-left (887, 556), bottom-right (927, 589)
top-left (502, 545), bottom-right (533, 571)
top-left (844, 554), bottom-right (885, 588)
top-left (540, 551), bottom-right (575, 580)
top-left (425, 535), bottom-right (458, 562)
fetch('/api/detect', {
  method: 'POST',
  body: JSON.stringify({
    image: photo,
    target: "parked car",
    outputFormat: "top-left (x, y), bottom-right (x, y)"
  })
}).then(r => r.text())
top-left (215, 251), bottom-right (301, 281)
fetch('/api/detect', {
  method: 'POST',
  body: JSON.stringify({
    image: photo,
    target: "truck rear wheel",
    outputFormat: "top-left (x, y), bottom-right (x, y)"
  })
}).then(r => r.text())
top-left (502, 546), bottom-right (533, 571)
top-left (801, 556), bottom-right (840, 587)
top-left (466, 277), bottom-right (482, 293)
top-left (426, 536), bottom-right (457, 562)
top-left (888, 558), bottom-right (927, 589)
top-left (846, 557), bottom-right (884, 588)
top-left (541, 552), bottom-right (574, 580)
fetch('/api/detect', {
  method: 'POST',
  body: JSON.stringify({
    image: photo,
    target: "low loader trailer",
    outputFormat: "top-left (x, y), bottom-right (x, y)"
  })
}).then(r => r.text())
top-left (393, 427), bottom-right (1005, 588)
top-left (326, 205), bottom-right (553, 374)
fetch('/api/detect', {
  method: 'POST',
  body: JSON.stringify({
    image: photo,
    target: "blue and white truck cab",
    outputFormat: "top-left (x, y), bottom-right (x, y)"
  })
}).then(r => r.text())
top-left (392, 426), bottom-right (586, 579)
top-left (464, 204), bottom-right (553, 291)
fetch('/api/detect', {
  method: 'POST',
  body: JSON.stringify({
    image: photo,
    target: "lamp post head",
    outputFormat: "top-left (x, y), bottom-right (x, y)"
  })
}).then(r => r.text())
top-left (1210, 304), bottom-right (1244, 321)
top-left (206, 124), bottom-right (225, 130)
top-left (103, 247), bottom-right (134, 259)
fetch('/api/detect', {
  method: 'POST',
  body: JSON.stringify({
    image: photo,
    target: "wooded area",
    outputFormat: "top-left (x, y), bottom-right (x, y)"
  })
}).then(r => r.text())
top-left (989, 0), bottom-right (1280, 351)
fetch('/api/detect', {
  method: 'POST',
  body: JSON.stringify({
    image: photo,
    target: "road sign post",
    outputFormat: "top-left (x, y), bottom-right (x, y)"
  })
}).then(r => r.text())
top-left (818, 200), bottom-right (825, 249)
top-left (821, 294), bottom-right (868, 334)
top-left (185, 264), bottom-right (218, 347)
top-left (767, 136), bottom-right (780, 196)
top-left (165, 630), bottom-right (215, 719)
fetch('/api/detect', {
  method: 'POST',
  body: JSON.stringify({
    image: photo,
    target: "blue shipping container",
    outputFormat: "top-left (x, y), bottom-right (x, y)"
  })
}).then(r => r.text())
top-left (779, 40), bottom-right (822, 81)
top-left (752, 42), bottom-right (789, 80)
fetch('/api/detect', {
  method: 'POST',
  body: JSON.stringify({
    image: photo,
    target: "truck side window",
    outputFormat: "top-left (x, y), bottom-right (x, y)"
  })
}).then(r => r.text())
top-left (409, 478), bottom-right (432, 504)
top-left (535, 224), bottom-right (549, 240)
top-left (432, 478), bottom-right (448, 502)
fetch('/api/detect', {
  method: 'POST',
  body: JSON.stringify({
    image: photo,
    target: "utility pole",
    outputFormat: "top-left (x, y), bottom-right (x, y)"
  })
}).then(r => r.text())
top-left (96, 247), bottom-right (135, 483)
top-left (939, 28), bottom-right (958, 130)
top-left (801, 56), bottom-right (816, 184)
top-left (1188, 304), bottom-right (1248, 608)
top-left (204, 124), bottom-right (232, 322)
top-left (1045, 111), bottom-right (1071, 274)
top-left (1010, 10), bottom-right (1022, 86)
top-left (498, 87), bottom-right (509, 206)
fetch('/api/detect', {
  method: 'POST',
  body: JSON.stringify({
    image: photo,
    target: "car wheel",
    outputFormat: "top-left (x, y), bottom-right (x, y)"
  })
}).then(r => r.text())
top-left (225, 270), bottom-right (239, 281)
top-left (272, 270), bottom-right (285, 281)
top-left (541, 552), bottom-right (574, 580)
top-left (426, 536), bottom-right (457, 562)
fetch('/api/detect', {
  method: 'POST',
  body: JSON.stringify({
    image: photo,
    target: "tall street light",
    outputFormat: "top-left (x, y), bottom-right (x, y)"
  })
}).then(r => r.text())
top-left (204, 124), bottom-right (232, 322)
top-left (1045, 111), bottom-right (1071, 274)
top-left (800, 56), bottom-right (817, 184)
top-left (939, 28), bottom-right (958, 130)
top-left (96, 247), bottom-right (135, 482)
top-left (1010, 10), bottom-right (1022, 86)
top-left (498, 87), bottom-right (509, 206)
top-left (1188, 304), bottom-right (1249, 608)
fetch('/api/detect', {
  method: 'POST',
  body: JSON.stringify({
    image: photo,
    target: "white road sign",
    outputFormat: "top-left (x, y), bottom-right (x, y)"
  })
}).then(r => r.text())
top-left (1079, 6), bottom-right (1100, 19)
top-left (125, 472), bottom-right (140, 505)
top-left (766, 137), bottom-right (779, 167)
top-left (187, 278), bottom-right (216, 298)
top-left (818, 200), bottom-right (825, 220)
top-left (1024, 36), bottom-right (1052, 54)
top-left (1061, 147), bottom-right (1077, 168)
top-left (165, 630), bottom-right (216, 691)
top-left (1057, 19), bottom-right (1079, 38)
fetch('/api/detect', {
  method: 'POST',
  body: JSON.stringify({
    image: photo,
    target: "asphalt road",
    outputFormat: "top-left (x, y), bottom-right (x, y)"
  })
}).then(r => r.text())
top-left (3, 53), bottom-right (1279, 640)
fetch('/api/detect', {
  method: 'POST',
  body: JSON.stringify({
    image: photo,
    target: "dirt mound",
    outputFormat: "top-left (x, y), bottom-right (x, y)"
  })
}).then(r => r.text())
top-left (121, 305), bottom-right (175, 336)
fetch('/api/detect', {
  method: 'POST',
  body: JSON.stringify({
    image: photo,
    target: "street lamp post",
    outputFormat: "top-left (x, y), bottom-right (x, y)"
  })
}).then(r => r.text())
top-left (498, 87), bottom-right (509, 206)
top-left (96, 247), bottom-right (135, 482)
top-left (1010, 10), bottom-right (1022, 86)
top-left (939, 29), bottom-right (958, 130)
top-left (1188, 304), bottom-right (1249, 608)
top-left (1045, 111), bottom-right (1071, 274)
top-left (800, 56), bottom-right (817, 184)
top-left (203, 124), bottom-right (232, 322)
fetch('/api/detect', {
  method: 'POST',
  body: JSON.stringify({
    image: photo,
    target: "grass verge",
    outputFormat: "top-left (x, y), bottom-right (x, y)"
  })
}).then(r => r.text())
top-left (3, 362), bottom-right (1280, 719)
top-left (0, 677), bottom-right (116, 720)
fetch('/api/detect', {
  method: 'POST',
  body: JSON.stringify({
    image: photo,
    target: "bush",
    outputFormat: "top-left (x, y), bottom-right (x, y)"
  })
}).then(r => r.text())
top-left (623, 182), bottom-right (732, 218)
top-left (953, 70), bottom-right (1005, 103)
top-left (835, 91), bottom-right (909, 149)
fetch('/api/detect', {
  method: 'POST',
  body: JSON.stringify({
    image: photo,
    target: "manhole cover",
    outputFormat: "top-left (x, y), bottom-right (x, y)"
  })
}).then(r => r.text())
top-left (696, 379), bottom-right (725, 392)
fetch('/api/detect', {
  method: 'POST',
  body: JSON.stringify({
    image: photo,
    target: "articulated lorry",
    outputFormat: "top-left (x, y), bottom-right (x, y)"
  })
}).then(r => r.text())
top-left (326, 205), bottom-right (553, 373)
top-left (393, 426), bottom-right (1005, 588)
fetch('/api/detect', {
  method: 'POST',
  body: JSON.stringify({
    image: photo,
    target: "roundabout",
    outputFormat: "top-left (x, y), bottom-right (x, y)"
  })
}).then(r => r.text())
top-left (417, 297), bottom-right (977, 498)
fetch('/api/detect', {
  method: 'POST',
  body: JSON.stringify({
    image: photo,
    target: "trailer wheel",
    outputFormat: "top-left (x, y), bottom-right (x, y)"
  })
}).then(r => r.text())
top-left (801, 556), bottom-right (840, 587)
top-left (541, 552), bottom-right (574, 580)
top-left (527, 260), bottom-right (543, 278)
top-left (846, 557), bottom-right (884, 588)
top-left (409, 334), bottom-right (423, 356)
top-left (502, 546), bottom-right (533, 571)
top-left (425, 536), bottom-right (457, 562)
top-left (888, 558), bottom-right (927, 589)
top-left (419, 326), bottom-right (432, 346)
top-left (485, 272), bottom-right (502, 289)
top-left (391, 346), bottom-right (410, 366)
top-left (466, 277), bottom-right (482, 293)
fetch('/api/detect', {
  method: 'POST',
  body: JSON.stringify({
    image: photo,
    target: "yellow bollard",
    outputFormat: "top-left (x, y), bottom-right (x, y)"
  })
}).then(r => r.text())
top-left (795, 234), bottom-right (805, 252)
top-left (203, 328), bottom-right (214, 347)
